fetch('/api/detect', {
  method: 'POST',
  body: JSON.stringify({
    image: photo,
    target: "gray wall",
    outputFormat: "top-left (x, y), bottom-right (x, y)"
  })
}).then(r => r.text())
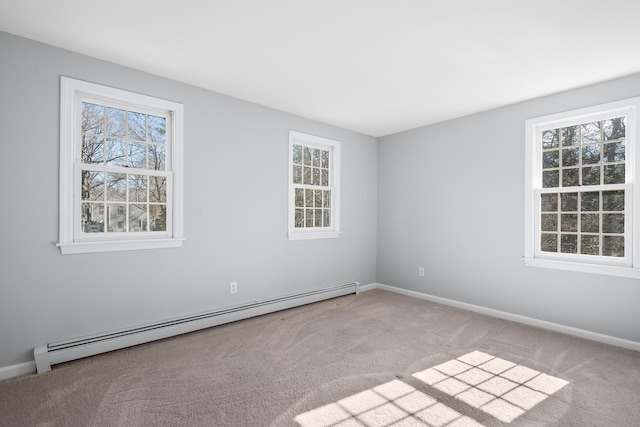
top-left (378, 72), bottom-right (640, 343)
top-left (0, 32), bottom-right (378, 368)
top-left (2, 29), bottom-right (639, 372)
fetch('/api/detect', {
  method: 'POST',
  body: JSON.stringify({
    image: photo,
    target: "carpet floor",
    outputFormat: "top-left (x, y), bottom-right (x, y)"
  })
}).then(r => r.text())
top-left (1, 289), bottom-right (639, 426)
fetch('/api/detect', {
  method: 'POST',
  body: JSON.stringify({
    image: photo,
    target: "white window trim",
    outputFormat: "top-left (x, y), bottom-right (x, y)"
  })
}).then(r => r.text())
top-left (57, 76), bottom-right (184, 254)
top-left (288, 130), bottom-right (341, 240)
top-left (524, 97), bottom-right (640, 278)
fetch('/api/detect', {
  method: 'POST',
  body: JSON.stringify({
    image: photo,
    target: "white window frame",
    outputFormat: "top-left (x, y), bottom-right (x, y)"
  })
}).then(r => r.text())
top-left (524, 97), bottom-right (640, 278)
top-left (57, 77), bottom-right (184, 254)
top-left (288, 130), bottom-right (341, 240)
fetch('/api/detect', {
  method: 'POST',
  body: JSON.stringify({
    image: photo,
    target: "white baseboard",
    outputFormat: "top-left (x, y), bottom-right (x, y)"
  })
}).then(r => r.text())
top-left (4, 282), bottom-right (366, 380)
top-left (375, 283), bottom-right (640, 352)
top-left (358, 283), bottom-right (378, 292)
top-left (2, 282), bottom-right (635, 380)
top-left (0, 361), bottom-right (36, 382)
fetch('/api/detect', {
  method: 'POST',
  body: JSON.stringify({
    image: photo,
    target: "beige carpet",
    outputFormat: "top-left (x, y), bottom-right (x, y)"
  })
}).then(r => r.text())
top-left (1, 289), bottom-right (639, 426)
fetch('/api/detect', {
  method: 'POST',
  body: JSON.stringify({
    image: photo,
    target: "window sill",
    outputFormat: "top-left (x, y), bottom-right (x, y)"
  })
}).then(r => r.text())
top-left (288, 230), bottom-right (341, 241)
top-left (57, 238), bottom-right (185, 254)
top-left (523, 257), bottom-right (640, 279)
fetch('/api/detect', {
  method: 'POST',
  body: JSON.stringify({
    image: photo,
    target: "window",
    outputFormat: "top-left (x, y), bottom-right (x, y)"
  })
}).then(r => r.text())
top-left (288, 130), bottom-right (340, 240)
top-left (524, 97), bottom-right (640, 277)
top-left (58, 77), bottom-right (184, 254)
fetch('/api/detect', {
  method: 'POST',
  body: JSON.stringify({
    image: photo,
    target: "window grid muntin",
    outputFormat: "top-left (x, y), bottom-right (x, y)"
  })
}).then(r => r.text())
top-left (292, 142), bottom-right (334, 230)
top-left (536, 114), bottom-right (630, 262)
top-left (81, 99), bottom-right (168, 172)
top-left (538, 186), bottom-right (627, 257)
top-left (541, 117), bottom-right (626, 189)
top-left (77, 95), bottom-right (171, 238)
top-left (77, 162), bottom-right (170, 237)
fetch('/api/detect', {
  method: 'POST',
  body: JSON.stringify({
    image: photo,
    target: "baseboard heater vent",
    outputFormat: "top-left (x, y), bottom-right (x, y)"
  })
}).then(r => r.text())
top-left (34, 281), bottom-right (359, 373)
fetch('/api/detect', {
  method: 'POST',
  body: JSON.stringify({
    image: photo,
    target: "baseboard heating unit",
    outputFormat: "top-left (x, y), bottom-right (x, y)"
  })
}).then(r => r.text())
top-left (34, 281), bottom-right (359, 373)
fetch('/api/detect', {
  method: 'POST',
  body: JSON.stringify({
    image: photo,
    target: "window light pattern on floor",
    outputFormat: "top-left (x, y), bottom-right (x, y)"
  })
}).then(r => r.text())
top-left (295, 379), bottom-right (485, 427)
top-left (412, 351), bottom-right (569, 423)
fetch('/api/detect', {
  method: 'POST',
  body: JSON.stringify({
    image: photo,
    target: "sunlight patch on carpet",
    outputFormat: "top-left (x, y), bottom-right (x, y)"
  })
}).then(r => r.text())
top-left (412, 350), bottom-right (569, 423)
top-left (294, 379), bottom-right (485, 427)
top-left (294, 351), bottom-right (568, 426)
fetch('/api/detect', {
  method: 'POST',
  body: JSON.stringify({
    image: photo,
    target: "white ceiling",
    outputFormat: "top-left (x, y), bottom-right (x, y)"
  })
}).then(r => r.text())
top-left (2, 0), bottom-right (640, 137)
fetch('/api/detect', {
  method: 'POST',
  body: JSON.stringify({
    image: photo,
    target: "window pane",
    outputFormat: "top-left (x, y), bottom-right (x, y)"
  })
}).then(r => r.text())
top-left (542, 150), bottom-right (559, 168)
top-left (295, 188), bottom-right (304, 207)
top-left (128, 174), bottom-right (147, 203)
top-left (107, 203), bottom-right (126, 232)
top-left (581, 192), bottom-right (599, 211)
top-left (314, 190), bottom-right (322, 207)
top-left (562, 169), bottom-right (579, 187)
top-left (106, 107), bottom-right (126, 138)
top-left (149, 205), bottom-right (167, 231)
top-left (105, 139), bottom-right (127, 166)
top-left (129, 204), bottom-right (148, 232)
top-left (81, 171), bottom-right (104, 201)
top-left (602, 191), bottom-right (624, 211)
top-left (314, 209), bottom-right (322, 227)
top-left (541, 214), bottom-right (557, 232)
top-left (603, 164), bottom-right (624, 184)
top-left (541, 193), bottom-right (558, 212)
top-left (582, 166), bottom-right (600, 186)
top-left (561, 214), bottom-right (577, 232)
top-left (561, 192), bottom-right (578, 211)
top-left (542, 170), bottom-right (559, 188)
top-left (293, 165), bottom-right (302, 184)
top-left (542, 129), bottom-right (559, 148)
top-left (561, 126), bottom-right (579, 146)
top-left (305, 209), bottom-right (314, 227)
top-left (107, 173), bottom-right (127, 201)
top-left (82, 135), bottom-right (104, 164)
top-left (541, 234), bottom-right (557, 252)
top-left (129, 141), bottom-right (146, 168)
top-left (603, 236), bottom-right (624, 257)
top-left (149, 176), bottom-right (167, 203)
top-left (313, 168), bottom-right (320, 185)
top-left (321, 169), bottom-right (329, 186)
top-left (128, 111), bottom-right (146, 141)
top-left (603, 141), bottom-right (625, 162)
top-left (562, 147), bottom-right (579, 166)
top-left (582, 122), bottom-right (601, 144)
top-left (603, 117), bottom-right (625, 140)
top-left (581, 214), bottom-right (599, 233)
top-left (303, 147), bottom-right (312, 166)
top-left (322, 190), bottom-right (331, 208)
top-left (305, 189), bottom-right (313, 207)
top-left (323, 209), bottom-right (331, 227)
top-left (149, 144), bottom-right (166, 171)
top-left (561, 234), bottom-right (577, 253)
top-left (303, 166), bottom-right (312, 185)
top-left (82, 102), bottom-right (104, 134)
top-left (603, 214), bottom-right (624, 234)
top-left (321, 150), bottom-right (329, 168)
top-left (148, 115), bottom-right (166, 144)
top-left (295, 209), bottom-right (304, 228)
top-left (81, 202), bottom-right (104, 232)
top-left (581, 235), bottom-right (599, 255)
top-left (292, 144), bottom-right (302, 165)
top-left (582, 145), bottom-right (600, 164)
top-left (312, 148), bottom-right (321, 167)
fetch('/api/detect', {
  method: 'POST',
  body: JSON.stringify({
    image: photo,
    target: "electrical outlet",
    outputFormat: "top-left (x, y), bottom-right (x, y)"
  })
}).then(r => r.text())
top-left (418, 267), bottom-right (425, 277)
top-left (230, 282), bottom-right (237, 294)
